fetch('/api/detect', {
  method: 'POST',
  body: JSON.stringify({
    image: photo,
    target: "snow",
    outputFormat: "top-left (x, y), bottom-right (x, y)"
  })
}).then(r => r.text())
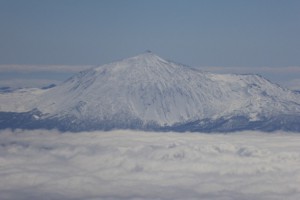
top-left (1, 52), bottom-right (300, 131)
top-left (31, 52), bottom-right (300, 125)
top-left (0, 129), bottom-right (300, 200)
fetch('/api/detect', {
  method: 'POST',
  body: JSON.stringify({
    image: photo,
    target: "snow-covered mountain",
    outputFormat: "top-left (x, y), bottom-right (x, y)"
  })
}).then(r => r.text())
top-left (1, 52), bottom-right (300, 132)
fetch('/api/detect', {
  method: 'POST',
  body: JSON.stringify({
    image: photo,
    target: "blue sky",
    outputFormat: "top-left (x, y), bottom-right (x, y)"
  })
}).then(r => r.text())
top-left (0, 0), bottom-right (300, 89)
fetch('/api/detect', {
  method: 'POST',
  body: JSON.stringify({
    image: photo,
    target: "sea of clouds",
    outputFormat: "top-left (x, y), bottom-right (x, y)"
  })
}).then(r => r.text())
top-left (0, 129), bottom-right (300, 200)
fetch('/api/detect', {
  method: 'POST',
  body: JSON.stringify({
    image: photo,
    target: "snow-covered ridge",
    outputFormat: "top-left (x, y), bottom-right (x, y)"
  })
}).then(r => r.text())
top-left (37, 52), bottom-right (300, 123)
top-left (1, 52), bottom-right (300, 132)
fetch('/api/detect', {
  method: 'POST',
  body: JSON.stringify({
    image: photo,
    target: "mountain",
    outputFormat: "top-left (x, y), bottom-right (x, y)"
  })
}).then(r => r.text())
top-left (1, 52), bottom-right (300, 132)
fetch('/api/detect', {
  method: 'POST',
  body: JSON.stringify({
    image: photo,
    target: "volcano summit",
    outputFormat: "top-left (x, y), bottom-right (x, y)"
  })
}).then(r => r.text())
top-left (1, 52), bottom-right (300, 132)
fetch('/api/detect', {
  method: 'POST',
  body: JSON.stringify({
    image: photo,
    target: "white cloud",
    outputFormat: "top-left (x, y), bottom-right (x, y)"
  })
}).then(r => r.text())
top-left (0, 64), bottom-right (94, 73)
top-left (0, 130), bottom-right (299, 200)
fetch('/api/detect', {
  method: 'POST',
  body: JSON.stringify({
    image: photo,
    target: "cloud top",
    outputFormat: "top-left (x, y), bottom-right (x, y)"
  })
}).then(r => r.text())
top-left (0, 130), bottom-right (299, 200)
top-left (0, 64), bottom-right (93, 73)
top-left (1, 64), bottom-right (300, 90)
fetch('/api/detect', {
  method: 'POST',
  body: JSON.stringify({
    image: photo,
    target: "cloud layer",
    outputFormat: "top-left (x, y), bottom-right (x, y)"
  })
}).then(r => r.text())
top-left (0, 65), bottom-right (93, 89)
top-left (0, 79), bottom-right (61, 89)
top-left (0, 130), bottom-right (300, 200)
top-left (1, 65), bottom-right (300, 90)
top-left (0, 65), bottom-right (93, 73)
top-left (2, 64), bottom-right (300, 74)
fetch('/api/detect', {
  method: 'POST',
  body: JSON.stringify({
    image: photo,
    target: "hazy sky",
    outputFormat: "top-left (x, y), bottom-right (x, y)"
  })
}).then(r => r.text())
top-left (0, 0), bottom-right (300, 89)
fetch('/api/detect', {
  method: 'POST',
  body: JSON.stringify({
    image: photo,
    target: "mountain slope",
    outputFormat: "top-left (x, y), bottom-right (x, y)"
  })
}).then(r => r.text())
top-left (1, 52), bottom-right (300, 132)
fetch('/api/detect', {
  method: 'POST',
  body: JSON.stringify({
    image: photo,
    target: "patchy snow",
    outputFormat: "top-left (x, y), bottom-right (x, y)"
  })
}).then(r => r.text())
top-left (0, 130), bottom-right (299, 200)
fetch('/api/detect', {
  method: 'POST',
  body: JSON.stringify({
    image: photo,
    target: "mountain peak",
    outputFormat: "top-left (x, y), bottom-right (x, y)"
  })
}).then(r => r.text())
top-left (128, 51), bottom-right (166, 63)
top-left (94, 52), bottom-right (175, 74)
top-left (2, 52), bottom-right (300, 132)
